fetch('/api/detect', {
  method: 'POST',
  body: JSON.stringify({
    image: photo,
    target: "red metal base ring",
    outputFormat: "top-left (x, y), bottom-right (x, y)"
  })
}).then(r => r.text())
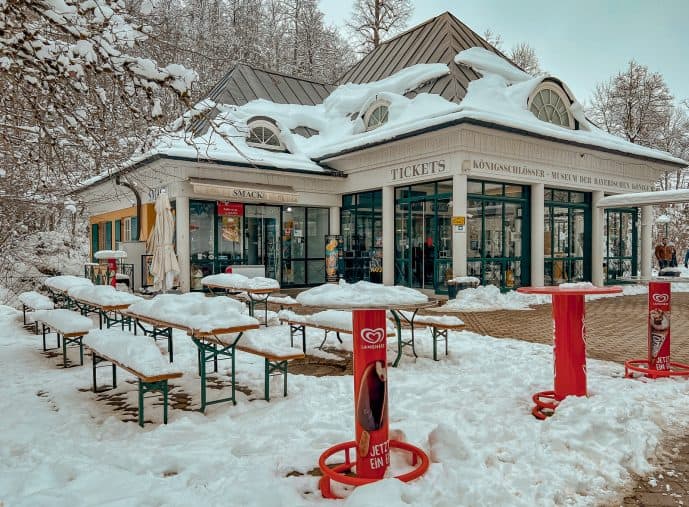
top-left (624, 359), bottom-right (689, 379)
top-left (318, 439), bottom-right (430, 499)
top-left (532, 390), bottom-right (558, 420)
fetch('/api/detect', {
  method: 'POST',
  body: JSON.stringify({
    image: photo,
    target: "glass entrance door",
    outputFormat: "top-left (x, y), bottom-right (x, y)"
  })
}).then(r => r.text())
top-left (395, 181), bottom-right (452, 292)
top-left (605, 209), bottom-right (638, 281)
top-left (245, 205), bottom-right (281, 280)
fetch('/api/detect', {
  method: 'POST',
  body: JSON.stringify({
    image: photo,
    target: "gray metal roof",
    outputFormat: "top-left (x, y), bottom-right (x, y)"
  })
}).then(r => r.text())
top-left (339, 11), bottom-right (514, 102)
top-left (191, 64), bottom-right (334, 135)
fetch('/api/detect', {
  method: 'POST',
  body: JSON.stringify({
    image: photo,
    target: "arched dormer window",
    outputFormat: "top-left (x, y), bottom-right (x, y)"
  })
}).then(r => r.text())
top-left (246, 119), bottom-right (285, 151)
top-left (528, 83), bottom-right (575, 129)
top-left (363, 100), bottom-right (390, 131)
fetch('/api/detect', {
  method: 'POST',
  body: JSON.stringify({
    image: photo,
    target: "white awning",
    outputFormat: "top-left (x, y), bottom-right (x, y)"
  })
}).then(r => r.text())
top-left (596, 189), bottom-right (689, 208)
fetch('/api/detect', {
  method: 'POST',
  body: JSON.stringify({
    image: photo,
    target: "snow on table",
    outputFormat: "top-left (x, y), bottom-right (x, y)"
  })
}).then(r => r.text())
top-left (67, 285), bottom-right (143, 307)
top-left (236, 329), bottom-right (304, 357)
top-left (441, 285), bottom-right (550, 312)
top-left (279, 309), bottom-right (396, 334)
top-left (18, 291), bottom-right (54, 310)
top-left (202, 273), bottom-right (280, 291)
top-left (396, 311), bottom-right (464, 327)
top-left (44, 275), bottom-right (93, 293)
top-left (32, 309), bottom-right (95, 334)
top-left (296, 280), bottom-right (428, 308)
top-left (127, 293), bottom-right (257, 332)
top-left (448, 276), bottom-right (480, 285)
top-left (84, 329), bottom-right (181, 378)
top-left (93, 250), bottom-right (128, 260)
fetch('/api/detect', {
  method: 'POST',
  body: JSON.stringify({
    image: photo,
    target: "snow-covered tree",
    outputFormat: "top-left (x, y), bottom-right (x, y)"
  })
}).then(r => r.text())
top-left (347, 0), bottom-right (413, 53)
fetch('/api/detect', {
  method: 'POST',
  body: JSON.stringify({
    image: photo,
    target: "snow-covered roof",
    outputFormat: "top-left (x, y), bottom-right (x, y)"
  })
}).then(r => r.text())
top-left (597, 189), bottom-right (689, 208)
top-left (79, 48), bottom-right (686, 190)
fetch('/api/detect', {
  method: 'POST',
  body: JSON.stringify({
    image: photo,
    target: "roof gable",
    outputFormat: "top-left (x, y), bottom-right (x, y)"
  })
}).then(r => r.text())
top-left (191, 64), bottom-right (334, 135)
top-left (339, 11), bottom-right (514, 102)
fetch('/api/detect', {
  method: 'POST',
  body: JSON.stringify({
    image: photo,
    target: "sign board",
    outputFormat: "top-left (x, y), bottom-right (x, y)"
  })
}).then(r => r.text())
top-left (325, 235), bottom-right (344, 283)
top-left (648, 281), bottom-right (671, 371)
top-left (452, 215), bottom-right (466, 233)
top-left (217, 202), bottom-right (243, 217)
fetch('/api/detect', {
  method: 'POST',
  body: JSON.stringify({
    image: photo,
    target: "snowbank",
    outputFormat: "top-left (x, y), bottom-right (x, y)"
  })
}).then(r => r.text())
top-left (44, 275), bottom-right (93, 293)
top-left (296, 280), bottom-right (428, 308)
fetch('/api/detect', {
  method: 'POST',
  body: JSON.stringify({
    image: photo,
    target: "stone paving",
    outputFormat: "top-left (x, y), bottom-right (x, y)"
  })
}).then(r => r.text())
top-left (458, 292), bottom-right (689, 366)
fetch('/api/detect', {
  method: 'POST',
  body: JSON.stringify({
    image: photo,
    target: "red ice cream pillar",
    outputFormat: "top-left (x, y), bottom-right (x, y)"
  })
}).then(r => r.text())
top-left (107, 258), bottom-right (118, 287)
top-left (352, 309), bottom-right (389, 479)
top-left (648, 282), bottom-right (671, 371)
top-left (552, 294), bottom-right (587, 400)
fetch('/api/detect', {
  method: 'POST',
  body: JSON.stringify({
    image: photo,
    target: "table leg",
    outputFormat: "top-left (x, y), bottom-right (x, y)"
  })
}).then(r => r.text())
top-left (552, 294), bottom-right (587, 399)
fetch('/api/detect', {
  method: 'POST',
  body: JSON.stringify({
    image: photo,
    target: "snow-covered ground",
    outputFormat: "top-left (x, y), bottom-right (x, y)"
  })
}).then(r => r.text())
top-left (2, 303), bottom-right (689, 506)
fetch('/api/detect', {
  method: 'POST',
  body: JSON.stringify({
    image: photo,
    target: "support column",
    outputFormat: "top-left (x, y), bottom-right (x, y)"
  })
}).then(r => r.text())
top-left (382, 185), bottom-right (394, 285)
top-left (641, 205), bottom-right (653, 279)
top-left (531, 183), bottom-right (545, 286)
top-left (591, 191), bottom-right (604, 286)
top-left (175, 196), bottom-right (190, 292)
top-left (452, 173), bottom-right (468, 277)
top-left (329, 206), bottom-right (340, 235)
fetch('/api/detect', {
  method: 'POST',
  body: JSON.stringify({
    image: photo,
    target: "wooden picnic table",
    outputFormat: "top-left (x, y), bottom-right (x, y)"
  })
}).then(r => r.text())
top-left (204, 283), bottom-right (278, 326)
top-left (122, 309), bottom-right (260, 412)
top-left (69, 296), bottom-right (135, 330)
top-left (305, 301), bottom-right (440, 367)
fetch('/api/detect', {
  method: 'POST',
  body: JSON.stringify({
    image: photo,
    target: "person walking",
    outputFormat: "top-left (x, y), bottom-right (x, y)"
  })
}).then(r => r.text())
top-left (655, 238), bottom-right (672, 270)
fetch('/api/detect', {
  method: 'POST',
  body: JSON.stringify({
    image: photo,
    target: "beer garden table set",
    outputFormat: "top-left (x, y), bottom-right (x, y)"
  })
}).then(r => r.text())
top-left (202, 273), bottom-right (281, 325)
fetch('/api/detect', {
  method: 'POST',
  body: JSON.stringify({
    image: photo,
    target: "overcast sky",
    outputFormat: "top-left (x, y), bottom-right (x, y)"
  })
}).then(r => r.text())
top-left (320, 0), bottom-right (689, 106)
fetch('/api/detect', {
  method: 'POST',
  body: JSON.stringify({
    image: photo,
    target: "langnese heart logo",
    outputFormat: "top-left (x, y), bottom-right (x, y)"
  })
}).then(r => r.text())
top-left (653, 294), bottom-right (669, 304)
top-left (361, 328), bottom-right (385, 345)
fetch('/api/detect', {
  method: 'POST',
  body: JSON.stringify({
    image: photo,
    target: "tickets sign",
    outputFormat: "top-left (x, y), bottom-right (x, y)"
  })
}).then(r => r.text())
top-left (648, 281), bottom-right (671, 371)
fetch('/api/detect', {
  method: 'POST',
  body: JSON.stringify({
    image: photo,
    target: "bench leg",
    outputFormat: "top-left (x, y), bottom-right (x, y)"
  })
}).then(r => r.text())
top-left (138, 378), bottom-right (171, 427)
top-left (335, 332), bottom-right (343, 344)
top-left (264, 359), bottom-right (270, 402)
top-left (264, 359), bottom-right (289, 401)
top-left (167, 328), bottom-right (174, 363)
top-left (138, 380), bottom-right (144, 427)
top-left (61, 333), bottom-right (67, 368)
top-left (92, 354), bottom-right (117, 392)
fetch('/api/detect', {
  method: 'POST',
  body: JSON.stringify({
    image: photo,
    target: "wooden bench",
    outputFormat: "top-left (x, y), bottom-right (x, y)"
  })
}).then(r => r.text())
top-left (390, 311), bottom-right (466, 361)
top-left (18, 291), bottom-right (54, 334)
top-left (279, 310), bottom-right (396, 353)
top-left (124, 311), bottom-right (177, 362)
top-left (235, 332), bottom-right (305, 401)
top-left (84, 329), bottom-right (183, 427)
top-left (32, 309), bottom-right (94, 367)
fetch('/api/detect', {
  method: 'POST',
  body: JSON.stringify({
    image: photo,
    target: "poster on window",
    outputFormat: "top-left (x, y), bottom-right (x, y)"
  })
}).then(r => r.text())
top-left (325, 235), bottom-right (344, 283)
top-left (221, 216), bottom-right (240, 243)
top-left (142, 254), bottom-right (154, 287)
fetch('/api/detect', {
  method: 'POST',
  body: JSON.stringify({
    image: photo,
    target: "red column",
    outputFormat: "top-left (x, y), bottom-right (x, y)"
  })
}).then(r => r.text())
top-left (552, 294), bottom-right (587, 400)
top-left (648, 282), bottom-right (671, 371)
top-left (108, 258), bottom-right (118, 287)
top-left (352, 309), bottom-right (389, 479)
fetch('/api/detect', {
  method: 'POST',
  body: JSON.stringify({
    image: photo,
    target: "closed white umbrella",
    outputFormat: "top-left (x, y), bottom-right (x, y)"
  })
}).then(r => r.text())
top-left (147, 192), bottom-right (180, 292)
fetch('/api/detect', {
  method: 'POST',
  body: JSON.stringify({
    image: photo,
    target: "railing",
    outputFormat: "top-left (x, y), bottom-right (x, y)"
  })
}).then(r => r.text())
top-left (84, 262), bottom-right (134, 291)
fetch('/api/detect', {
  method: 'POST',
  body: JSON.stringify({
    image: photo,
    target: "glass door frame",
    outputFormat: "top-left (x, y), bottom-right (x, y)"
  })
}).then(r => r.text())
top-left (605, 207), bottom-right (638, 283)
top-left (466, 182), bottom-right (531, 290)
top-left (395, 182), bottom-right (453, 293)
top-left (544, 189), bottom-right (592, 284)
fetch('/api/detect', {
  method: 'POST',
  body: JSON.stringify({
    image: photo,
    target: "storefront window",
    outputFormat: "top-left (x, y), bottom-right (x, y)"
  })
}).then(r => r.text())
top-left (217, 202), bottom-right (243, 269)
top-left (466, 180), bottom-right (529, 290)
top-left (544, 189), bottom-right (591, 285)
top-left (342, 190), bottom-right (382, 283)
top-left (282, 206), bottom-right (329, 286)
top-left (190, 201), bottom-right (216, 290)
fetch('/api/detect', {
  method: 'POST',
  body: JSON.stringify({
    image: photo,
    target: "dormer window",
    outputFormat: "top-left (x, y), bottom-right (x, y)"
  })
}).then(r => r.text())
top-left (363, 101), bottom-right (390, 131)
top-left (246, 120), bottom-right (285, 151)
top-left (529, 83), bottom-right (574, 129)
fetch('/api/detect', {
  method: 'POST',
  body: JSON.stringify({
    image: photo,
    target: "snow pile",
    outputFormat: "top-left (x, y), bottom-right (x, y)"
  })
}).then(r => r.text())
top-left (17, 291), bottom-right (54, 310)
top-left (442, 285), bottom-right (550, 312)
top-left (305, 310), bottom-right (354, 331)
top-left (448, 276), bottom-right (480, 285)
top-left (93, 250), bottom-right (127, 260)
top-left (455, 47), bottom-right (532, 83)
top-left (397, 311), bottom-right (464, 327)
top-left (297, 280), bottom-right (428, 308)
top-left (67, 285), bottom-right (142, 306)
top-left (31, 309), bottom-right (94, 333)
top-left (202, 273), bottom-right (280, 290)
top-left (44, 275), bottom-right (93, 293)
top-left (127, 293), bottom-right (257, 332)
top-left (84, 329), bottom-right (181, 378)
top-left (235, 329), bottom-right (304, 356)
top-left (3, 307), bottom-right (689, 505)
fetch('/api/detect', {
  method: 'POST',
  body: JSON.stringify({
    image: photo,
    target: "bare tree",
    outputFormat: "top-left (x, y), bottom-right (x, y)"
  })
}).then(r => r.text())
top-left (482, 28), bottom-right (504, 51)
top-left (510, 42), bottom-right (542, 76)
top-left (347, 0), bottom-right (413, 53)
top-left (588, 60), bottom-right (674, 147)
